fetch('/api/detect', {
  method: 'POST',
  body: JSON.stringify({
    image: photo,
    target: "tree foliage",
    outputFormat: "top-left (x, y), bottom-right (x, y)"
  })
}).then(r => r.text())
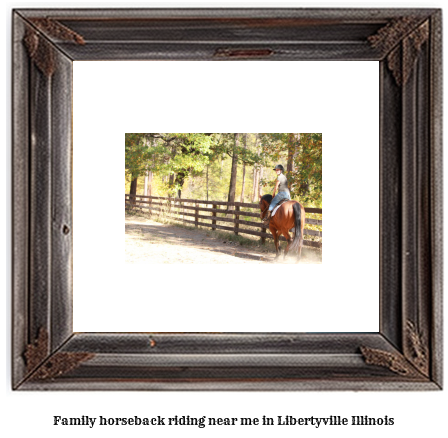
top-left (125, 133), bottom-right (322, 206)
top-left (259, 133), bottom-right (322, 205)
top-left (125, 133), bottom-right (152, 180)
top-left (125, 133), bottom-right (216, 197)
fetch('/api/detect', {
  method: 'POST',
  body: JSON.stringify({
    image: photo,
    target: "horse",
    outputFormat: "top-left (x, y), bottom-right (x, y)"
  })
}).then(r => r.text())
top-left (259, 194), bottom-right (306, 262)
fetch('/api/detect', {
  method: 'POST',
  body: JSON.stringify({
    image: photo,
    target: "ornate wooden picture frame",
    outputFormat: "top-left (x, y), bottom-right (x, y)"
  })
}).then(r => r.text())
top-left (12, 8), bottom-right (442, 390)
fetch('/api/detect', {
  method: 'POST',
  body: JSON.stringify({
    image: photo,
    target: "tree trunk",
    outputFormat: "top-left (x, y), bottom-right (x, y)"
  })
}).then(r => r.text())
top-left (206, 165), bottom-right (209, 201)
top-left (144, 173), bottom-right (148, 196)
top-left (296, 134), bottom-right (310, 197)
top-left (252, 134), bottom-right (260, 202)
top-left (220, 154), bottom-right (224, 180)
top-left (130, 177), bottom-right (138, 204)
top-left (287, 133), bottom-right (295, 173)
top-left (148, 171), bottom-right (153, 196)
top-left (294, 133), bottom-right (301, 164)
top-left (240, 133), bottom-right (247, 202)
top-left (258, 166), bottom-right (264, 197)
top-left (227, 133), bottom-right (239, 205)
top-left (168, 144), bottom-right (177, 195)
top-left (252, 166), bottom-right (257, 202)
top-left (175, 170), bottom-right (187, 199)
top-left (144, 171), bottom-right (153, 197)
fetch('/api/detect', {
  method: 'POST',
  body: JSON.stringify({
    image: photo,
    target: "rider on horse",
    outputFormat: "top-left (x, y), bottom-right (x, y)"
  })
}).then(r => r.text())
top-left (263, 164), bottom-right (291, 224)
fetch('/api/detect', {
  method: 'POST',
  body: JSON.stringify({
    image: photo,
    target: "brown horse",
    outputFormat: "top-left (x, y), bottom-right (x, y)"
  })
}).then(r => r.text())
top-left (259, 194), bottom-right (306, 262)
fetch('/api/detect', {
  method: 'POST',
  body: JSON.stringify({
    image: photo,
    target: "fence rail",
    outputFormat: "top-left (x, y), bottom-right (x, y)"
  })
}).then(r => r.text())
top-left (125, 194), bottom-right (322, 248)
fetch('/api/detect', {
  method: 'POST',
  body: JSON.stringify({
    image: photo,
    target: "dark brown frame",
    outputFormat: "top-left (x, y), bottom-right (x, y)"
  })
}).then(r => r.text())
top-left (12, 8), bottom-right (442, 390)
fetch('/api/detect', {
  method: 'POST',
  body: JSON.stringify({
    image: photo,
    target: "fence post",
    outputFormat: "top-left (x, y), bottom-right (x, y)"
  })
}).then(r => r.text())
top-left (261, 222), bottom-right (266, 245)
top-left (195, 202), bottom-right (199, 228)
top-left (234, 204), bottom-right (240, 236)
top-left (174, 199), bottom-right (179, 223)
top-left (212, 203), bottom-right (217, 230)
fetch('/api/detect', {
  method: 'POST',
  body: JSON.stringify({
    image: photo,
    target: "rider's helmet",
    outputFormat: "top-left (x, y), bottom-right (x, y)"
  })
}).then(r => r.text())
top-left (273, 164), bottom-right (284, 172)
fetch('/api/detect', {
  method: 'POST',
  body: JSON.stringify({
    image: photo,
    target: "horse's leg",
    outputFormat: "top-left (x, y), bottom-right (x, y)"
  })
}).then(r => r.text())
top-left (270, 226), bottom-right (281, 258)
top-left (282, 228), bottom-right (292, 259)
top-left (282, 212), bottom-right (295, 259)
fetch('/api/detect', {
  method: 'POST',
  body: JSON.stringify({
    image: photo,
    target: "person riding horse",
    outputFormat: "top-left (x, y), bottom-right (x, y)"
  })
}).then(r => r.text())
top-left (259, 166), bottom-right (305, 262)
top-left (263, 164), bottom-right (291, 224)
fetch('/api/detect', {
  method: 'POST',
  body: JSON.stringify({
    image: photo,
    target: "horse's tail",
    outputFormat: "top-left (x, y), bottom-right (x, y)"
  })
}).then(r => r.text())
top-left (288, 202), bottom-right (304, 255)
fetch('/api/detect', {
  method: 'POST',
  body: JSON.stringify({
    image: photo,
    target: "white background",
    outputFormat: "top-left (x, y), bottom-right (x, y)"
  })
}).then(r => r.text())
top-left (73, 60), bottom-right (379, 332)
top-left (2, 1), bottom-right (447, 438)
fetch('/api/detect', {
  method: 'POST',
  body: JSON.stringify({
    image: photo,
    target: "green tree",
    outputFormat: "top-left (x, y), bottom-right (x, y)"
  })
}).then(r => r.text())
top-left (126, 133), bottom-right (217, 198)
top-left (125, 133), bottom-right (321, 205)
top-left (212, 133), bottom-right (261, 203)
top-left (258, 133), bottom-right (322, 205)
top-left (125, 133), bottom-right (153, 198)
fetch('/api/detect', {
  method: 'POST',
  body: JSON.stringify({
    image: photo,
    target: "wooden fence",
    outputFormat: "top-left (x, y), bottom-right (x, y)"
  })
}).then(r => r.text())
top-left (125, 194), bottom-right (322, 249)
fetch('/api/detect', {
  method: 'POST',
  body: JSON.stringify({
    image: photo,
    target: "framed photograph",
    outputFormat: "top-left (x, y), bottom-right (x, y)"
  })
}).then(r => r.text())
top-left (12, 8), bottom-right (442, 390)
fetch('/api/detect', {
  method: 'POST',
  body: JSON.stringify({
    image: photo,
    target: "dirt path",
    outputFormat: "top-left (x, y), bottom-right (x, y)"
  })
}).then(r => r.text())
top-left (125, 215), bottom-right (322, 264)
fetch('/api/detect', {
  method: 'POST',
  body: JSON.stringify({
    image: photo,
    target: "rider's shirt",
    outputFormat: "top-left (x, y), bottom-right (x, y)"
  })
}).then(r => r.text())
top-left (277, 173), bottom-right (290, 196)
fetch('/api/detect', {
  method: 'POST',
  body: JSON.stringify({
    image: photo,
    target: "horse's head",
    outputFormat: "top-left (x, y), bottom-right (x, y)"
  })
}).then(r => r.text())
top-left (259, 194), bottom-right (272, 220)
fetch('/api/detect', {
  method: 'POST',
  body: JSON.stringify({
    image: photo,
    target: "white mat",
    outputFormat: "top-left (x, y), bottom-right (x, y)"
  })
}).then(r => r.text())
top-left (271, 203), bottom-right (282, 217)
